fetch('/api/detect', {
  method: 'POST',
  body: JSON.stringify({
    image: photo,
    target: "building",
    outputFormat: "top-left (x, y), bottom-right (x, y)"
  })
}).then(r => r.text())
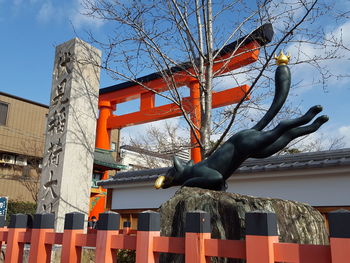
top-left (0, 92), bottom-right (48, 202)
top-left (0, 91), bottom-right (122, 204)
top-left (99, 148), bottom-right (350, 228)
top-left (118, 145), bottom-right (190, 170)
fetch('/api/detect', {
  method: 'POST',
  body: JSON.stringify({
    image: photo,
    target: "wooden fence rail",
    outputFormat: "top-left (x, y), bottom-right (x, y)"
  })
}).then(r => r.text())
top-left (0, 209), bottom-right (349, 263)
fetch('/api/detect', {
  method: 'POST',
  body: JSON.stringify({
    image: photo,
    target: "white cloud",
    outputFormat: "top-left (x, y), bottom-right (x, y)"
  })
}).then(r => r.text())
top-left (34, 0), bottom-right (103, 27)
top-left (266, 0), bottom-right (306, 31)
top-left (326, 20), bottom-right (350, 47)
top-left (338, 126), bottom-right (350, 147)
top-left (213, 69), bottom-right (250, 91)
top-left (285, 20), bottom-right (350, 94)
top-left (288, 122), bottom-right (350, 152)
top-left (36, 1), bottom-right (54, 23)
top-left (13, 0), bottom-right (23, 6)
top-left (323, 21), bottom-right (350, 80)
top-left (8, 0), bottom-right (24, 14)
top-left (35, 1), bottom-right (68, 24)
top-left (70, 0), bottom-right (104, 29)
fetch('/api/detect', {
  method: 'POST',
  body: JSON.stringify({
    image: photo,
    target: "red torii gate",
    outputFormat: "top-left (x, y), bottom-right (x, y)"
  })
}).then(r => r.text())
top-left (90, 23), bottom-right (273, 218)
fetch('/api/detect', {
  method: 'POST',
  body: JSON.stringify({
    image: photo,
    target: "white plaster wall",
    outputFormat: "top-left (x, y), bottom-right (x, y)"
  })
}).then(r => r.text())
top-left (112, 184), bottom-right (179, 209)
top-left (111, 168), bottom-right (350, 210)
top-left (227, 172), bottom-right (350, 206)
top-left (120, 149), bottom-right (171, 170)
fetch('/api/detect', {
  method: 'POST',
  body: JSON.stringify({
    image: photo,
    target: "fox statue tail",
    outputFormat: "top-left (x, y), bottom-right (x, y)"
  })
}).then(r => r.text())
top-left (252, 64), bottom-right (291, 131)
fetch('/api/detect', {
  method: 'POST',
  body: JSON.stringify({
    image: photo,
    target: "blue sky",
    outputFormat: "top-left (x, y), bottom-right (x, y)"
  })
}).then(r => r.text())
top-left (1, 0), bottom-right (349, 149)
top-left (0, 0), bottom-right (115, 102)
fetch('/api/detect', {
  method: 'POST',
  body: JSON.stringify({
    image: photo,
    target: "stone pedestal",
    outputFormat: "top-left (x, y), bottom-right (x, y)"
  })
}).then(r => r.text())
top-left (160, 187), bottom-right (328, 263)
top-left (37, 38), bottom-right (101, 232)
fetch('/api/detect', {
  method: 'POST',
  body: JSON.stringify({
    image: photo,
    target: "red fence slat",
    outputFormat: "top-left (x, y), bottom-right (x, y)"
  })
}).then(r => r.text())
top-left (75, 233), bottom-right (97, 247)
top-left (0, 228), bottom-right (7, 257)
top-left (61, 229), bottom-right (84, 263)
top-left (274, 243), bottom-right (331, 263)
top-left (136, 231), bottom-right (160, 263)
top-left (0, 228), bottom-right (8, 242)
top-left (185, 232), bottom-right (211, 263)
top-left (118, 229), bottom-right (137, 235)
top-left (2, 210), bottom-right (350, 262)
top-left (95, 230), bottom-right (119, 263)
top-left (205, 239), bottom-right (246, 259)
top-left (153, 236), bottom-right (185, 254)
top-left (110, 234), bottom-right (137, 250)
top-left (45, 232), bottom-right (63, 245)
top-left (5, 228), bottom-right (26, 263)
top-left (18, 230), bottom-right (31, 243)
top-left (274, 243), bottom-right (300, 262)
top-left (28, 228), bottom-right (54, 263)
top-left (330, 238), bottom-right (350, 263)
top-left (299, 244), bottom-right (331, 263)
top-left (246, 235), bottom-right (279, 263)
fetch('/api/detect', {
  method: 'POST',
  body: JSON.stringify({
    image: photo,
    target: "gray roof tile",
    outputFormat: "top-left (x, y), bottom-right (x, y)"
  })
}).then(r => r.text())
top-left (98, 148), bottom-right (350, 187)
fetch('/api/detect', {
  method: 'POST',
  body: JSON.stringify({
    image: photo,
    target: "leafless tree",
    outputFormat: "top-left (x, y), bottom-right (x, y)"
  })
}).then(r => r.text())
top-left (15, 141), bottom-right (43, 202)
top-left (126, 121), bottom-right (189, 168)
top-left (279, 133), bottom-right (345, 154)
top-left (81, 0), bottom-right (349, 158)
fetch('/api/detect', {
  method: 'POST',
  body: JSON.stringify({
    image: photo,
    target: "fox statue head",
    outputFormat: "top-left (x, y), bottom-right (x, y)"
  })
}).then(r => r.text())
top-left (154, 156), bottom-right (193, 189)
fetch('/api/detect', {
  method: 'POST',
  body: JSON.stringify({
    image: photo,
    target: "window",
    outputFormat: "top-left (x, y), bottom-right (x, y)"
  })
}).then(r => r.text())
top-left (0, 102), bottom-right (8, 126)
top-left (111, 142), bottom-right (117, 152)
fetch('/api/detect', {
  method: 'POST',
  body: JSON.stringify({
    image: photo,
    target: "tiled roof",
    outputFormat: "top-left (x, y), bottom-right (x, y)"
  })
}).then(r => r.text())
top-left (94, 148), bottom-right (127, 170)
top-left (98, 148), bottom-right (350, 187)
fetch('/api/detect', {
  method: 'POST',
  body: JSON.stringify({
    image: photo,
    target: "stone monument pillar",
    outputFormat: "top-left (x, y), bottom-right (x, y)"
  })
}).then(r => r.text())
top-left (37, 38), bottom-right (101, 232)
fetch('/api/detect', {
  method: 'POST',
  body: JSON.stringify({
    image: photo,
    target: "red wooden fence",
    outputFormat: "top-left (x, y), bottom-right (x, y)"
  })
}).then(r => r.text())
top-left (0, 209), bottom-right (349, 263)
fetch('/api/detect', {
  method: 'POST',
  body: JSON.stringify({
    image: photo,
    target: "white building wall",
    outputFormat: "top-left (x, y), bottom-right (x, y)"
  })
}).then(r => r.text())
top-left (111, 167), bottom-right (350, 210)
top-left (227, 171), bottom-right (350, 206)
top-left (112, 184), bottom-right (179, 209)
top-left (120, 149), bottom-right (171, 170)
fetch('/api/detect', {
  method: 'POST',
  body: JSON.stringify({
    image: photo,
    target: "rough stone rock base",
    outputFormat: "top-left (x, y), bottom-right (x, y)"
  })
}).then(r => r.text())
top-left (159, 187), bottom-right (328, 263)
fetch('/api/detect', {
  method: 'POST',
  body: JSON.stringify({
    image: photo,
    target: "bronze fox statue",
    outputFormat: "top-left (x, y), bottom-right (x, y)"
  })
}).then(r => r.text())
top-left (155, 57), bottom-right (329, 191)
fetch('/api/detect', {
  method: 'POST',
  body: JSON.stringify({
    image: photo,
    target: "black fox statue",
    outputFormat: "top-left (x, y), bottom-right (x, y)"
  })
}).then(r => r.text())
top-left (155, 53), bottom-right (329, 191)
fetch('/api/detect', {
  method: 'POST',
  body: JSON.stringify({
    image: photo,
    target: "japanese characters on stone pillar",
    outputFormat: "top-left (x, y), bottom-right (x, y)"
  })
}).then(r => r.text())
top-left (37, 38), bottom-right (101, 232)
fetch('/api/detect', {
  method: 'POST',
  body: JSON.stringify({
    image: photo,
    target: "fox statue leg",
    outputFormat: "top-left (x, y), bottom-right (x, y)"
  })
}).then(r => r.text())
top-left (252, 115), bottom-right (329, 158)
top-left (259, 104), bottom-right (323, 136)
top-left (250, 105), bottom-right (324, 148)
